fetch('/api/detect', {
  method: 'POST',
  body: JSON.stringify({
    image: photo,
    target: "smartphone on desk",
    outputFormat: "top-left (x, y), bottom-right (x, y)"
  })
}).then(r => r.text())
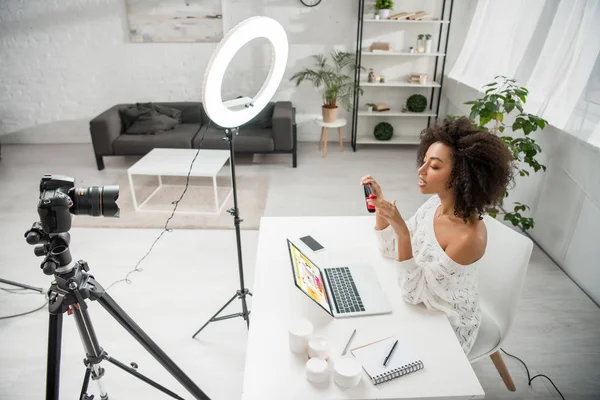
top-left (299, 235), bottom-right (325, 253)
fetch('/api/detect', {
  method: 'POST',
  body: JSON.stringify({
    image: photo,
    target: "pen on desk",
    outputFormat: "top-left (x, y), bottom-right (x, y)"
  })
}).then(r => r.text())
top-left (341, 329), bottom-right (357, 356)
top-left (383, 340), bottom-right (398, 367)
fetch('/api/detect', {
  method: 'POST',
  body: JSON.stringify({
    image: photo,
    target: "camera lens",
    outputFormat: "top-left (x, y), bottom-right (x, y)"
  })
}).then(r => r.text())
top-left (70, 186), bottom-right (120, 217)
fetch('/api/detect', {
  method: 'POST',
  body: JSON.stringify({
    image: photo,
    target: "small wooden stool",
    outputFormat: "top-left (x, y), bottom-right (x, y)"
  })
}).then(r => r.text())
top-left (315, 117), bottom-right (346, 157)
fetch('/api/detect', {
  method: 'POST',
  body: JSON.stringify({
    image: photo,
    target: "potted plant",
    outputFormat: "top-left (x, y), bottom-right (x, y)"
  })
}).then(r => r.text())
top-left (374, 122), bottom-right (394, 140)
top-left (458, 76), bottom-right (548, 232)
top-left (375, 0), bottom-right (394, 19)
top-left (407, 94), bottom-right (427, 112)
top-left (416, 34), bottom-right (425, 53)
top-left (290, 51), bottom-right (363, 123)
top-left (366, 103), bottom-right (375, 112)
top-left (424, 34), bottom-right (433, 53)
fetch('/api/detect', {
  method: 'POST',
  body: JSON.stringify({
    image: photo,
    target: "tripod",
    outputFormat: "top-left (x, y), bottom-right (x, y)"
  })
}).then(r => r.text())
top-left (192, 127), bottom-right (252, 338)
top-left (25, 223), bottom-right (211, 400)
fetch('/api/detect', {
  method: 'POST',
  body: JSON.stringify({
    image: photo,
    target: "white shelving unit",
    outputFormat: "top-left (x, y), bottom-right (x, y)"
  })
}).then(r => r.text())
top-left (361, 82), bottom-right (441, 88)
top-left (362, 52), bottom-right (446, 57)
top-left (363, 19), bottom-right (450, 24)
top-left (358, 111), bottom-right (437, 117)
top-left (355, 136), bottom-right (421, 145)
top-left (351, 1), bottom-right (454, 149)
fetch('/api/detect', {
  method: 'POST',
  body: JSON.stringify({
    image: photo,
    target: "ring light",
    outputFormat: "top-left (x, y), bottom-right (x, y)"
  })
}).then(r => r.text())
top-left (202, 16), bottom-right (289, 128)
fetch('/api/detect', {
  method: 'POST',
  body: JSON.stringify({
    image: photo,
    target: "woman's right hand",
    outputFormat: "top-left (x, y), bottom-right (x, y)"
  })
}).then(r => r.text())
top-left (360, 175), bottom-right (384, 200)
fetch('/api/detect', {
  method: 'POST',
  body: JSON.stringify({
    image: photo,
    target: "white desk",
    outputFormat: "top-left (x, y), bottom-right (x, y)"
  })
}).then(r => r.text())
top-left (242, 216), bottom-right (484, 400)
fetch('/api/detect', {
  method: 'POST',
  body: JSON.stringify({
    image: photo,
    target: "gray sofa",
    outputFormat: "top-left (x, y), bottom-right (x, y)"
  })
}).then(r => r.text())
top-left (90, 101), bottom-right (297, 169)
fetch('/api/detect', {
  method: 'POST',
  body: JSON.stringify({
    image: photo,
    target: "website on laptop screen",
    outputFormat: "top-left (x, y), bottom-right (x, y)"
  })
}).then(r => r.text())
top-left (287, 240), bottom-right (331, 313)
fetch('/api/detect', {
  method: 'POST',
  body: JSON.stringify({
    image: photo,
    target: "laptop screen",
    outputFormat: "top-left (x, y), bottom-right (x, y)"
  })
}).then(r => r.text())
top-left (286, 239), bottom-right (333, 316)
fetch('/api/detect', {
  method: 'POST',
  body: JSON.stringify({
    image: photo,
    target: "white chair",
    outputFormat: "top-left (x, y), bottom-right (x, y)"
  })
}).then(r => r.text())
top-left (467, 215), bottom-right (534, 391)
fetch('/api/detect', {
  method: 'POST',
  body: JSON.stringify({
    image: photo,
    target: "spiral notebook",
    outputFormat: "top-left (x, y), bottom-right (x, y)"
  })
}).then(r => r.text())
top-left (351, 336), bottom-right (424, 385)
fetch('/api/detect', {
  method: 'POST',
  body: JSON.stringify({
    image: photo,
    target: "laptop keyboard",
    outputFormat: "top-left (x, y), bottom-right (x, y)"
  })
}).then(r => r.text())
top-left (324, 267), bottom-right (366, 314)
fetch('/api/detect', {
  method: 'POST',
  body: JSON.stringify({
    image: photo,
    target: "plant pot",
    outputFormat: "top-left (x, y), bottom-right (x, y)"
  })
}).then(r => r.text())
top-left (378, 9), bottom-right (390, 19)
top-left (416, 39), bottom-right (425, 53)
top-left (425, 39), bottom-right (432, 53)
top-left (367, 106), bottom-right (373, 112)
top-left (322, 106), bottom-right (338, 123)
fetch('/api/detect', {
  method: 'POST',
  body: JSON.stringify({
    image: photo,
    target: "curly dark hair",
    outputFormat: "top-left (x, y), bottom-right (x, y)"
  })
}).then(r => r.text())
top-left (417, 117), bottom-right (515, 222)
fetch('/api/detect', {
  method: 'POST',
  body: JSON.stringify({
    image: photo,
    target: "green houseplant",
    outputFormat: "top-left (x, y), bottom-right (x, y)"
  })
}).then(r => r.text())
top-left (460, 76), bottom-right (548, 232)
top-left (407, 94), bottom-right (427, 112)
top-left (290, 50), bottom-right (363, 123)
top-left (374, 122), bottom-right (393, 140)
top-left (375, 0), bottom-right (394, 19)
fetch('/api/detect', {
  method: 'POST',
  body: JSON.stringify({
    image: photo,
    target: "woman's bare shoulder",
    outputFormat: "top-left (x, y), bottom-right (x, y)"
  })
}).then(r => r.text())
top-left (445, 220), bottom-right (487, 266)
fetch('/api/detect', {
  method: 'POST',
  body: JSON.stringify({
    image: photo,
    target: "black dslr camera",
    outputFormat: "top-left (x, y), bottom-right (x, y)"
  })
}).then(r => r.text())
top-left (37, 174), bottom-right (120, 233)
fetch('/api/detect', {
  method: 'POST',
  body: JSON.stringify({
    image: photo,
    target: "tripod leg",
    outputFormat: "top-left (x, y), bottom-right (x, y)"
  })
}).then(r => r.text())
top-left (91, 365), bottom-right (108, 400)
top-left (192, 292), bottom-right (238, 338)
top-left (79, 362), bottom-right (108, 400)
top-left (97, 294), bottom-right (211, 400)
top-left (47, 312), bottom-right (63, 400)
top-left (46, 314), bottom-right (62, 400)
top-left (105, 355), bottom-right (184, 400)
top-left (79, 367), bottom-right (92, 400)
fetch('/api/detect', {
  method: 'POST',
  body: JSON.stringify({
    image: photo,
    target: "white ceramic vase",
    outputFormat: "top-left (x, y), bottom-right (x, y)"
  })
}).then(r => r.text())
top-left (425, 39), bottom-right (433, 53)
top-left (378, 9), bottom-right (391, 19)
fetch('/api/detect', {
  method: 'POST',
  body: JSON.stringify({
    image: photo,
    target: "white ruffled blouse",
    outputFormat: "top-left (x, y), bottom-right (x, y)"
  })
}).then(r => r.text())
top-left (375, 195), bottom-right (482, 355)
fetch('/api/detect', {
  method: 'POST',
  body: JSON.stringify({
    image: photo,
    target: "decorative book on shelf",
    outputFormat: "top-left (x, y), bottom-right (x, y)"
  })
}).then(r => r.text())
top-left (373, 103), bottom-right (390, 112)
top-left (370, 42), bottom-right (392, 52)
top-left (389, 11), bottom-right (439, 20)
top-left (351, 336), bottom-right (424, 385)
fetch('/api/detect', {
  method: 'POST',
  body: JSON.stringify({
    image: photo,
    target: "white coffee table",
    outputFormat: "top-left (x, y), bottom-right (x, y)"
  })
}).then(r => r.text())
top-left (127, 148), bottom-right (232, 215)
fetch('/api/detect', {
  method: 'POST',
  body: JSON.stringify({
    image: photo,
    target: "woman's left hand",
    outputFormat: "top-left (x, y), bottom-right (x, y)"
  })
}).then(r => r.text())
top-left (368, 197), bottom-right (409, 236)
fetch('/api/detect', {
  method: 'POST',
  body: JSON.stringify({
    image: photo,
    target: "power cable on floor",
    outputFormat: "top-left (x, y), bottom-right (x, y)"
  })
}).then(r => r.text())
top-left (0, 286), bottom-right (48, 320)
top-left (500, 347), bottom-right (564, 399)
top-left (105, 120), bottom-right (212, 292)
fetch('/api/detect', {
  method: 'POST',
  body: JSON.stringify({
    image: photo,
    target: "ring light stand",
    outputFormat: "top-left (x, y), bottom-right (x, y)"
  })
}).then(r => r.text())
top-left (192, 16), bottom-right (288, 338)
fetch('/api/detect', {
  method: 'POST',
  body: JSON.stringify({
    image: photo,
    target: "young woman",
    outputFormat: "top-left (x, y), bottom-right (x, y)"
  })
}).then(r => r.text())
top-left (362, 117), bottom-right (514, 355)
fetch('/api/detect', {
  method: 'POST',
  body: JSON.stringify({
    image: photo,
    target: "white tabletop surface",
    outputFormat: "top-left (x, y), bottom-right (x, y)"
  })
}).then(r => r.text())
top-left (127, 148), bottom-right (229, 177)
top-left (242, 216), bottom-right (485, 400)
top-left (315, 117), bottom-right (347, 128)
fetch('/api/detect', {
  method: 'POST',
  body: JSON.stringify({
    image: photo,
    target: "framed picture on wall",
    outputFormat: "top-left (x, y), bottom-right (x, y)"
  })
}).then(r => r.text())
top-left (125, 0), bottom-right (224, 43)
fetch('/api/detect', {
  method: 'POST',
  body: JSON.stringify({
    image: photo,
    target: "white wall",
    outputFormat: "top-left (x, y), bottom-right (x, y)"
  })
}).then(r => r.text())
top-left (0, 0), bottom-right (358, 143)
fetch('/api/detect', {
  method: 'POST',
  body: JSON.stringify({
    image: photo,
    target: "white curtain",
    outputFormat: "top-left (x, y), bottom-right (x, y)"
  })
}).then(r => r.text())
top-left (525, 0), bottom-right (600, 130)
top-left (448, 0), bottom-right (547, 90)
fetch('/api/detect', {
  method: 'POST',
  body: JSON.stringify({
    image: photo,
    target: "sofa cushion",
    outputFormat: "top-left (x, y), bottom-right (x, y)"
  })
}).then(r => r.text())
top-left (138, 102), bottom-right (203, 124)
top-left (119, 103), bottom-right (182, 134)
top-left (193, 126), bottom-right (274, 152)
top-left (113, 123), bottom-right (200, 155)
top-left (125, 114), bottom-right (181, 135)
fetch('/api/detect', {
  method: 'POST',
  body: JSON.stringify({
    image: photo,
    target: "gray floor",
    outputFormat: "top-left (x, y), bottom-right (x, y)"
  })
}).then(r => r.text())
top-left (0, 143), bottom-right (599, 400)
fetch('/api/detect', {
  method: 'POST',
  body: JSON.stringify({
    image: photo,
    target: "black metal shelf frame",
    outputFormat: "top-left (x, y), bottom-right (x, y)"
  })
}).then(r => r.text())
top-left (350, 0), bottom-right (455, 151)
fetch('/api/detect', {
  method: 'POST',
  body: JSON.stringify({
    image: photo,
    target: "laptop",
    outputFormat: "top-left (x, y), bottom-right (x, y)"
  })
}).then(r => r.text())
top-left (286, 239), bottom-right (392, 318)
